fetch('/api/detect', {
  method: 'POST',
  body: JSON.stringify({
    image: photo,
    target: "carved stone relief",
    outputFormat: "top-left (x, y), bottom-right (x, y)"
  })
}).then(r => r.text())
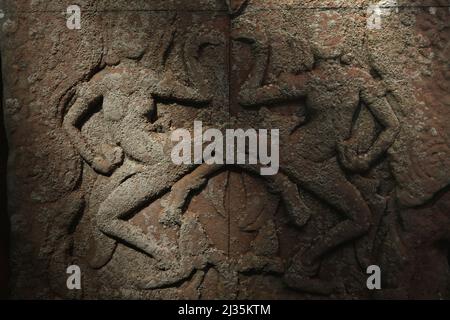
top-left (1, 0), bottom-right (449, 299)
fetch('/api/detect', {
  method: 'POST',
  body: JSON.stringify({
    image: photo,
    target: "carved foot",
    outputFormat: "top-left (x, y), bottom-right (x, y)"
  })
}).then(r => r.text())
top-left (158, 72), bottom-right (212, 104)
top-left (138, 266), bottom-right (194, 290)
top-left (284, 271), bottom-right (337, 296)
top-left (160, 199), bottom-right (183, 226)
top-left (152, 247), bottom-right (179, 271)
top-left (282, 247), bottom-right (338, 295)
top-left (268, 173), bottom-right (312, 228)
top-left (288, 205), bottom-right (312, 229)
top-left (138, 256), bottom-right (204, 290)
top-left (87, 231), bottom-right (117, 269)
top-left (237, 254), bottom-right (284, 274)
top-left (160, 174), bottom-right (210, 226)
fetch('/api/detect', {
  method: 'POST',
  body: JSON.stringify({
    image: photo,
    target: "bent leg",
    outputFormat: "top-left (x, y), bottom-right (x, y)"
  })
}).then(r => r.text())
top-left (96, 170), bottom-right (178, 268)
top-left (232, 25), bottom-right (270, 107)
top-left (284, 271), bottom-right (337, 295)
top-left (160, 164), bottom-right (223, 225)
top-left (293, 158), bottom-right (372, 267)
top-left (239, 163), bottom-right (312, 228)
top-left (88, 162), bottom-right (143, 268)
top-left (269, 173), bottom-right (312, 228)
top-left (140, 213), bottom-right (210, 289)
top-left (138, 261), bottom-right (196, 290)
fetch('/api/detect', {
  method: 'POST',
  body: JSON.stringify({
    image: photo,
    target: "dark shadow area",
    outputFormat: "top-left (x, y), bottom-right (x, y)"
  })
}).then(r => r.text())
top-left (0, 53), bottom-right (10, 299)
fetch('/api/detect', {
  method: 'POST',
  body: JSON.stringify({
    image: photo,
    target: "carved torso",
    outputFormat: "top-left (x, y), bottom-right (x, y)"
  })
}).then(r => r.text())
top-left (287, 62), bottom-right (364, 163)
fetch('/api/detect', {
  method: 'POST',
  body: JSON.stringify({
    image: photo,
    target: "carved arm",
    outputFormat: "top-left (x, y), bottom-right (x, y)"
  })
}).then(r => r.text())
top-left (63, 82), bottom-right (117, 175)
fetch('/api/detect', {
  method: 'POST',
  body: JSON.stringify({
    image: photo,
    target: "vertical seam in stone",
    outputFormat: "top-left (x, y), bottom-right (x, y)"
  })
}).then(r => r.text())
top-left (0, 51), bottom-right (10, 299)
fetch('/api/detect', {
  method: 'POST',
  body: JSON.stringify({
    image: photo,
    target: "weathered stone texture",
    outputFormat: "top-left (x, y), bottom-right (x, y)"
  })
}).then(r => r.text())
top-left (1, 0), bottom-right (449, 299)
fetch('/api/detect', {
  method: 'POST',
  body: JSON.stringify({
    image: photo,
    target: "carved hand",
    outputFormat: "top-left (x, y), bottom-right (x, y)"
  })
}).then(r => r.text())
top-left (92, 155), bottom-right (116, 175)
top-left (337, 140), bottom-right (371, 172)
top-left (92, 144), bottom-right (124, 175)
top-left (238, 84), bottom-right (283, 107)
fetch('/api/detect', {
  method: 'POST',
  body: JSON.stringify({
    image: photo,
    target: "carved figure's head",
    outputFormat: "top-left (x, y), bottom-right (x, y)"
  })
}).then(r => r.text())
top-left (308, 12), bottom-right (347, 60)
top-left (106, 13), bottom-right (151, 62)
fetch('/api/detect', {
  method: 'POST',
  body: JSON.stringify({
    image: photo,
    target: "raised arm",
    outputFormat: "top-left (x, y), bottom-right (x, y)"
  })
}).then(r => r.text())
top-left (239, 71), bottom-right (309, 107)
top-left (183, 28), bottom-right (224, 103)
top-left (63, 80), bottom-right (117, 175)
top-left (230, 18), bottom-right (282, 106)
top-left (155, 72), bottom-right (212, 105)
top-left (231, 20), bottom-right (310, 107)
top-left (338, 78), bottom-right (400, 172)
top-left (233, 26), bottom-right (270, 105)
top-left (361, 82), bottom-right (400, 163)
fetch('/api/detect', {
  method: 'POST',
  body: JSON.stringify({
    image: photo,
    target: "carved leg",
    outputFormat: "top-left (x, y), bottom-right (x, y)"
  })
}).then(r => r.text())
top-left (96, 169), bottom-right (181, 269)
top-left (163, 161), bottom-right (311, 229)
top-left (138, 261), bottom-right (197, 290)
top-left (183, 28), bottom-right (225, 96)
top-left (207, 248), bottom-right (239, 299)
top-left (238, 163), bottom-right (312, 228)
top-left (231, 25), bottom-right (270, 106)
top-left (140, 215), bottom-right (210, 289)
top-left (157, 74), bottom-right (211, 104)
top-left (236, 220), bottom-right (284, 274)
top-left (269, 173), bottom-right (312, 228)
top-left (300, 170), bottom-right (371, 267)
top-left (160, 164), bottom-right (223, 226)
top-left (87, 161), bottom-right (144, 269)
top-left (88, 228), bottom-right (118, 269)
top-left (285, 158), bottom-right (371, 284)
top-left (284, 256), bottom-right (338, 295)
